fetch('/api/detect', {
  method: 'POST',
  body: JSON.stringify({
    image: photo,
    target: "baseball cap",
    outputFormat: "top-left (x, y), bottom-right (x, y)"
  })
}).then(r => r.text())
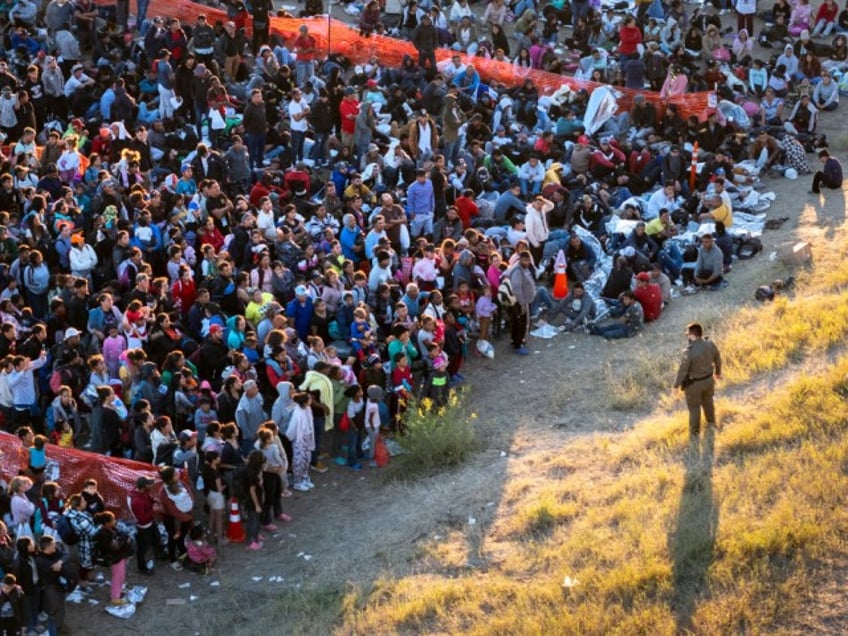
top-left (64, 327), bottom-right (81, 340)
top-left (179, 430), bottom-right (197, 442)
top-left (295, 285), bottom-right (308, 296)
top-left (635, 272), bottom-right (651, 281)
top-left (209, 324), bottom-right (223, 335)
top-left (577, 135), bottom-right (590, 145)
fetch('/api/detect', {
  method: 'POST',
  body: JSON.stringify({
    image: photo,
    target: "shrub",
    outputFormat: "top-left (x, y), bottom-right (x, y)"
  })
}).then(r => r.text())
top-left (388, 393), bottom-right (477, 479)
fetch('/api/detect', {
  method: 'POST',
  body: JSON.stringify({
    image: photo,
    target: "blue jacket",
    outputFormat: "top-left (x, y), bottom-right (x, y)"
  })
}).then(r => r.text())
top-left (130, 222), bottom-right (162, 252)
top-left (285, 297), bottom-right (314, 342)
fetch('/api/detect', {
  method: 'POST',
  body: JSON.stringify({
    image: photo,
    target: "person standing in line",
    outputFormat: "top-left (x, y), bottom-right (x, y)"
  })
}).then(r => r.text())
top-left (673, 322), bottom-right (722, 439)
top-left (293, 25), bottom-right (317, 88)
top-left (507, 250), bottom-right (537, 356)
top-left (242, 88), bottom-right (268, 171)
top-left (288, 87), bottom-right (310, 163)
top-left (810, 149), bottom-right (843, 195)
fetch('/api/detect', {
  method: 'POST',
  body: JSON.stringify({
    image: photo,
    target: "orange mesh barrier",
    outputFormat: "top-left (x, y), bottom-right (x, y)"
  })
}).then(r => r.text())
top-left (131, 0), bottom-right (713, 120)
top-left (0, 432), bottom-right (159, 517)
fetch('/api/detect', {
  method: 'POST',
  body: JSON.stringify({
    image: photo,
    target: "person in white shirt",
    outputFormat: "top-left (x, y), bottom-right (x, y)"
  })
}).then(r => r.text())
top-left (507, 216), bottom-right (528, 247)
top-left (449, 0), bottom-right (473, 23)
top-left (518, 155), bottom-right (545, 197)
top-left (646, 182), bottom-right (681, 220)
top-left (368, 251), bottom-right (394, 291)
top-left (69, 235), bottom-right (98, 285)
top-left (256, 196), bottom-right (277, 241)
top-left (63, 64), bottom-right (93, 98)
top-left (287, 87), bottom-right (310, 162)
top-left (524, 195), bottom-right (552, 265)
top-left (438, 54), bottom-right (467, 80)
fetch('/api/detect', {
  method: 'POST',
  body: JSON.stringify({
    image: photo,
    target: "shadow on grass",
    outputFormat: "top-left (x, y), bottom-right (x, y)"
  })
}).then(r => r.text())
top-left (670, 428), bottom-right (719, 634)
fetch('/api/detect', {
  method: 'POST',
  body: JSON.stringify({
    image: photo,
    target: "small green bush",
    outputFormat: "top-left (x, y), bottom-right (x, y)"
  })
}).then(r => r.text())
top-left (389, 393), bottom-right (478, 479)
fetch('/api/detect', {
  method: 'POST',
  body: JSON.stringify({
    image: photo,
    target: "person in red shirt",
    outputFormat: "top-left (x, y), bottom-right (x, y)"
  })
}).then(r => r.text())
top-left (618, 15), bottom-right (642, 58)
top-left (293, 25), bottom-right (318, 88)
top-left (633, 271), bottom-right (663, 322)
top-left (339, 88), bottom-right (359, 151)
top-left (453, 188), bottom-right (479, 229)
top-left (129, 477), bottom-right (158, 575)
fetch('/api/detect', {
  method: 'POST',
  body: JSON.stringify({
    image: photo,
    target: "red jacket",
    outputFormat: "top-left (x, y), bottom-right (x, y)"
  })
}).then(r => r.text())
top-left (129, 489), bottom-right (156, 528)
top-left (339, 98), bottom-right (360, 135)
top-left (619, 25), bottom-right (643, 56)
top-left (590, 145), bottom-right (626, 172)
top-left (635, 283), bottom-right (663, 322)
top-left (454, 195), bottom-right (479, 229)
top-left (816, 1), bottom-right (838, 23)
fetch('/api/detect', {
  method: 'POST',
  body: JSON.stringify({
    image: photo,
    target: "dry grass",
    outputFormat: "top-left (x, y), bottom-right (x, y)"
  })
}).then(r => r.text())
top-left (604, 240), bottom-right (848, 412)
top-left (333, 352), bottom-right (848, 634)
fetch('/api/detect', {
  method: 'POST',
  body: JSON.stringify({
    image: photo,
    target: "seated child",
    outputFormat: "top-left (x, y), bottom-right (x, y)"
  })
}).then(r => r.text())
top-left (185, 524), bottom-right (217, 573)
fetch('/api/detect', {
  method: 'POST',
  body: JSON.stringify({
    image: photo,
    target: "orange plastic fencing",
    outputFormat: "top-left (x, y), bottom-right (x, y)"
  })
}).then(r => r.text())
top-left (0, 432), bottom-right (158, 517)
top-left (132, 0), bottom-right (713, 120)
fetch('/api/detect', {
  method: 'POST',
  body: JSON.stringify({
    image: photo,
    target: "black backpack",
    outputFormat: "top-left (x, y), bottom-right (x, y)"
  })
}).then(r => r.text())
top-left (231, 466), bottom-right (249, 505)
top-left (56, 513), bottom-right (79, 546)
top-left (736, 237), bottom-right (763, 260)
top-left (154, 442), bottom-right (177, 467)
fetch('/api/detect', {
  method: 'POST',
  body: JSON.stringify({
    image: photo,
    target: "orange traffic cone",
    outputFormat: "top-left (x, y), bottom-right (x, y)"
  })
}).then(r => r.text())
top-left (553, 249), bottom-right (569, 300)
top-left (226, 498), bottom-right (246, 543)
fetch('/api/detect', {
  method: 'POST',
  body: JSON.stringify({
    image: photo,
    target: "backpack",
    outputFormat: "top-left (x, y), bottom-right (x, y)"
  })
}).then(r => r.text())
top-left (117, 258), bottom-right (133, 289)
top-left (154, 441), bottom-right (177, 466)
top-left (231, 466), bottom-right (249, 505)
top-left (497, 272), bottom-right (517, 307)
top-left (56, 513), bottom-right (79, 546)
top-left (736, 236), bottom-right (763, 260)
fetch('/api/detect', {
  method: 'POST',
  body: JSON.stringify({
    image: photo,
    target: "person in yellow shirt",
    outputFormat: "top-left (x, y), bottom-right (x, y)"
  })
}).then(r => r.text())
top-left (245, 289), bottom-right (275, 326)
top-left (698, 195), bottom-right (733, 228)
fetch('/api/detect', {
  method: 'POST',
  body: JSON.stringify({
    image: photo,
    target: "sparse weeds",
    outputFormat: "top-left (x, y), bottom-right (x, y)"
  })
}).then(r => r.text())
top-left (387, 394), bottom-right (478, 479)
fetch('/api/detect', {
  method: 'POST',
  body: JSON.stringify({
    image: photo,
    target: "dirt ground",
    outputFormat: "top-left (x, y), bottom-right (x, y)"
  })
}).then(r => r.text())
top-left (63, 13), bottom-right (848, 636)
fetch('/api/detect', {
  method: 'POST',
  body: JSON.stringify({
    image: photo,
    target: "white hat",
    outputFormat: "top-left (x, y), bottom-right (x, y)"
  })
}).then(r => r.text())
top-left (64, 327), bottom-right (81, 340)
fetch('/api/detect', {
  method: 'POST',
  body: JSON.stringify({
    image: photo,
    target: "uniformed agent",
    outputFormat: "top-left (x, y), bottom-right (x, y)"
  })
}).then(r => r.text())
top-left (673, 322), bottom-right (722, 437)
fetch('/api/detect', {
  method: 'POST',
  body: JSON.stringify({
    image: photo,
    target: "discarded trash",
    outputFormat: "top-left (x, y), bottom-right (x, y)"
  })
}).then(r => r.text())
top-left (166, 598), bottom-right (187, 606)
top-left (178, 583), bottom-right (191, 589)
top-left (302, 554), bottom-right (313, 561)
top-left (105, 602), bottom-right (136, 619)
top-left (210, 581), bottom-right (220, 587)
top-left (66, 590), bottom-right (85, 604)
top-left (251, 576), bottom-right (263, 582)
top-left (468, 517), bottom-right (476, 526)
top-left (190, 595), bottom-right (199, 602)
top-left (561, 576), bottom-right (579, 590)
top-left (126, 586), bottom-right (148, 605)
top-left (500, 451), bottom-right (507, 457)
top-left (87, 599), bottom-right (99, 606)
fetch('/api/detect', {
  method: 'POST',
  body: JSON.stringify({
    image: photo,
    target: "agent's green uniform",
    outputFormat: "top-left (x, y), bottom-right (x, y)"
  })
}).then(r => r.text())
top-left (674, 337), bottom-right (722, 436)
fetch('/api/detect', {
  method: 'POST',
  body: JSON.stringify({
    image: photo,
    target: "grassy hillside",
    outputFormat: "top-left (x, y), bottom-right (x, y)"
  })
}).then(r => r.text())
top-left (332, 239), bottom-right (848, 633)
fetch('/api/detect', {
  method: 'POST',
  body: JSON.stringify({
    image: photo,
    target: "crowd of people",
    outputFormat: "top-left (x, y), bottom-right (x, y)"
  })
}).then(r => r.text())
top-left (0, 0), bottom-right (838, 631)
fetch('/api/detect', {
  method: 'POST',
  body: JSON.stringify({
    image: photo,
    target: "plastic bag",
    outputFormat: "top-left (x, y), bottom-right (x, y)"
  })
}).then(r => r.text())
top-left (105, 602), bottom-right (136, 619)
top-left (126, 585), bottom-right (148, 605)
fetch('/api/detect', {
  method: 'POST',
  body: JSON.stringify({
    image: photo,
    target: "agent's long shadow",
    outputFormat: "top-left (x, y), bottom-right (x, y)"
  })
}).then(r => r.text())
top-left (670, 428), bottom-right (719, 635)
